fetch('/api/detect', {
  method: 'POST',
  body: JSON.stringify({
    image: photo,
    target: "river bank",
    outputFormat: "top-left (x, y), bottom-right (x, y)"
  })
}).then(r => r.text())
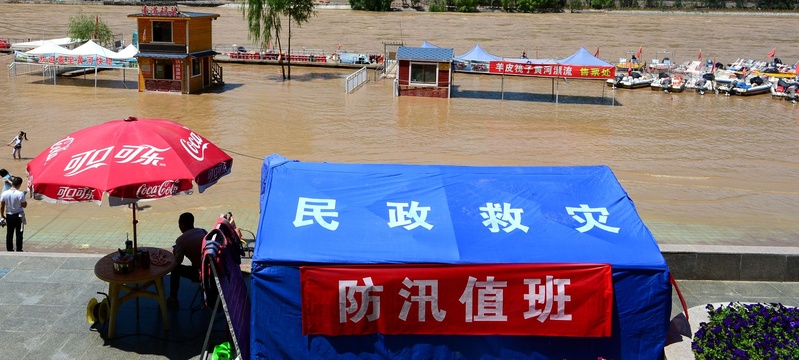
top-left (2, 0), bottom-right (799, 16)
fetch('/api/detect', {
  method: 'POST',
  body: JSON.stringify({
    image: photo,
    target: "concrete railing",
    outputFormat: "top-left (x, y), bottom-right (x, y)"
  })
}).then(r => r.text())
top-left (661, 244), bottom-right (799, 282)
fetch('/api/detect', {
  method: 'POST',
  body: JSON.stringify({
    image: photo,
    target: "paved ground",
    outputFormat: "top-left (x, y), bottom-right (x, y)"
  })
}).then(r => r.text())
top-left (1, 184), bottom-right (796, 359)
top-left (1, 250), bottom-right (798, 359)
top-left (0, 252), bottom-right (241, 359)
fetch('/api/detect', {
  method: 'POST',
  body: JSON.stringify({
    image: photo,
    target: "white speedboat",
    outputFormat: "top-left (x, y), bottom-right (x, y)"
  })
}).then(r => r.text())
top-left (771, 78), bottom-right (799, 102)
top-left (685, 73), bottom-right (717, 95)
top-left (718, 76), bottom-right (772, 96)
top-left (606, 71), bottom-right (655, 89)
top-left (651, 74), bottom-right (686, 93)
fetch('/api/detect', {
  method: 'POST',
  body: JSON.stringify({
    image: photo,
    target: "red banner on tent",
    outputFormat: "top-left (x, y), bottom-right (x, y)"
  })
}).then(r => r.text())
top-left (301, 263), bottom-right (613, 337)
top-left (488, 61), bottom-right (615, 79)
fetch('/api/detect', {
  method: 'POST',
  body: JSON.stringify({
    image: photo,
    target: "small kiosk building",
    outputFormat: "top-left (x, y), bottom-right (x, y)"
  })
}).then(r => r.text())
top-left (396, 46), bottom-right (453, 98)
top-left (128, 5), bottom-right (223, 94)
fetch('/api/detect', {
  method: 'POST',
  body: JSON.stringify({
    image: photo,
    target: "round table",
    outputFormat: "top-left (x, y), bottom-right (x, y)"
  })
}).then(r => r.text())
top-left (94, 248), bottom-right (176, 338)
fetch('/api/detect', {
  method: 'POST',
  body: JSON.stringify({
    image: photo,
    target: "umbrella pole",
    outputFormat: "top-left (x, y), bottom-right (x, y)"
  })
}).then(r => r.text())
top-left (132, 203), bottom-right (138, 252)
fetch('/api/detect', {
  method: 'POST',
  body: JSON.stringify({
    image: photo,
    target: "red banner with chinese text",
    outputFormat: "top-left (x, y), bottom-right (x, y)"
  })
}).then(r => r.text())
top-left (173, 59), bottom-right (182, 81)
top-left (488, 61), bottom-right (615, 79)
top-left (301, 263), bottom-right (613, 337)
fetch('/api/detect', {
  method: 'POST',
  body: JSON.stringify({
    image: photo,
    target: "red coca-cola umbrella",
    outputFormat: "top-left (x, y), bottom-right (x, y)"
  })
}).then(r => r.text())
top-left (26, 116), bottom-right (233, 251)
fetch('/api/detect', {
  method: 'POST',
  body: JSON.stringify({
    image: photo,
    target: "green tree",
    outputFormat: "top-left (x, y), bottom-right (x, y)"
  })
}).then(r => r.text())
top-left (67, 11), bottom-right (115, 48)
top-left (244, 0), bottom-right (316, 80)
top-left (454, 0), bottom-right (480, 11)
top-left (349, 0), bottom-right (394, 11)
top-left (591, 0), bottom-right (614, 8)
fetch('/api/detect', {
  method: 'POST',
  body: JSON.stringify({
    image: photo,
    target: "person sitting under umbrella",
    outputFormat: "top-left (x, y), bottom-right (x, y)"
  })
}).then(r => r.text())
top-left (167, 212), bottom-right (208, 309)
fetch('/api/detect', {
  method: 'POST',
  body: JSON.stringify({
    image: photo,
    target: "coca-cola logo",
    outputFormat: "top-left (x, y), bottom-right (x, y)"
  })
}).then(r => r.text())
top-left (65, 147), bottom-right (113, 177)
top-left (180, 132), bottom-right (208, 161)
top-left (63, 145), bottom-right (168, 177)
top-left (136, 180), bottom-right (180, 198)
top-left (206, 162), bottom-right (228, 183)
top-left (46, 136), bottom-right (75, 162)
top-left (57, 186), bottom-right (95, 201)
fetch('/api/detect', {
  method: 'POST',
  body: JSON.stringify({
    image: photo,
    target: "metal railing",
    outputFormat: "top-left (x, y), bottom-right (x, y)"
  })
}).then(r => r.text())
top-left (345, 66), bottom-right (368, 93)
top-left (383, 59), bottom-right (398, 75)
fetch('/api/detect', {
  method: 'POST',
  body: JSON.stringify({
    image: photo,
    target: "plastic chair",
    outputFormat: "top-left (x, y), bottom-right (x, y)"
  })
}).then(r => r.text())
top-left (239, 229), bottom-right (256, 258)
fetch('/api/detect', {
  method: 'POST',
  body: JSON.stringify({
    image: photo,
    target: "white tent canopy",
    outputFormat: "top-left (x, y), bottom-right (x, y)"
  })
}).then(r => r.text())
top-left (113, 44), bottom-right (139, 59)
top-left (12, 37), bottom-right (81, 51)
top-left (24, 42), bottom-right (73, 55)
top-left (24, 39), bottom-right (137, 60)
top-left (70, 40), bottom-right (121, 58)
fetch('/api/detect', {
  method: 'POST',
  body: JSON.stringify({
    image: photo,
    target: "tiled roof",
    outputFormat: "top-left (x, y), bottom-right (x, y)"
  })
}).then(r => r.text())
top-left (397, 47), bottom-right (454, 62)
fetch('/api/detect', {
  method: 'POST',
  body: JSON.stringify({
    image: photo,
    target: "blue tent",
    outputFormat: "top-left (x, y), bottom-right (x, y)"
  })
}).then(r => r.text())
top-left (455, 44), bottom-right (502, 62)
top-left (559, 47), bottom-right (613, 67)
top-left (251, 154), bottom-right (671, 359)
top-left (420, 41), bottom-right (440, 48)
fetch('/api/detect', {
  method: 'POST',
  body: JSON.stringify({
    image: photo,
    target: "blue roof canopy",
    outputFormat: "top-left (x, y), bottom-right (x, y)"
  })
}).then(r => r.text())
top-left (396, 46), bottom-right (454, 62)
top-left (255, 154), bottom-right (666, 269)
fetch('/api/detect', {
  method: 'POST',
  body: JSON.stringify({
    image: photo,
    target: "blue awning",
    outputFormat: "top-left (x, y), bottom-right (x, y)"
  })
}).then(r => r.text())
top-left (135, 53), bottom-right (188, 59)
top-left (190, 50), bottom-right (219, 58)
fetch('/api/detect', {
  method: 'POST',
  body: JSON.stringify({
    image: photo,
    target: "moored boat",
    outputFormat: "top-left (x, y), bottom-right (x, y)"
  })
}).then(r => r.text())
top-left (606, 71), bottom-right (654, 89)
top-left (718, 75), bottom-right (772, 96)
top-left (613, 50), bottom-right (646, 72)
top-left (771, 78), bottom-right (799, 102)
top-left (751, 58), bottom-right (798, 79)
top-left (647, 50), bottom-right (677, 73)
top-left (685, 73), bottom-right (718, 95)
top-left (651, 73), bottom-right (686, 93)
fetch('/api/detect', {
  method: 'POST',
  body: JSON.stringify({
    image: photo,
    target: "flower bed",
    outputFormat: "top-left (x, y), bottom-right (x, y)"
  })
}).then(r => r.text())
top-left (692, 302), bottom-right (799, 359)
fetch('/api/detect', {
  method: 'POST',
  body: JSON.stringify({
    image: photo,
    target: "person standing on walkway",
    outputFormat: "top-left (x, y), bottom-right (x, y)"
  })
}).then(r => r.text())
top-left (1, 176), bottom-right (27, 252)
top-left (7, 131), bottom-right (28, 160)
top-left (0, 169), bottom-right (12, 193)
top-left (167, 212), bottom-right (207, 309)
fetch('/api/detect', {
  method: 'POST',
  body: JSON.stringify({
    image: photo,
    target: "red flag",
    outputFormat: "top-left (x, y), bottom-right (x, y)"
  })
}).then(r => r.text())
top-left (698, 49), bottom-right (702, 60)
top-left (637, 46), bottom-right (642, 60)
top-left (711, 56), bottom-right (716, 72)
top-left (337, 43), bottom-right (342, 51)
top-left (767, 48), bottom-right (776, 58)
top-left (594, 47), bottom-right (600, 57)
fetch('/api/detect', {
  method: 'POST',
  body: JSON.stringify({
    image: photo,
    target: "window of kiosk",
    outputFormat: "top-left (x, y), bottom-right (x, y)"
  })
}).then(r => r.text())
top-left (192, 58), bottom-right (201, 77)
top-left (410, 63), bottom-right (437, 85)
top-left (154, 59), bottom-right (174, 79)
top-left (152, 21), bottom-right (173, 43)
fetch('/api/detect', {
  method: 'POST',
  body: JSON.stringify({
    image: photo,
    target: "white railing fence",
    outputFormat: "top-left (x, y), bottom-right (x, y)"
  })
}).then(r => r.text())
top-left (345, 66), bottom-right (368, 94)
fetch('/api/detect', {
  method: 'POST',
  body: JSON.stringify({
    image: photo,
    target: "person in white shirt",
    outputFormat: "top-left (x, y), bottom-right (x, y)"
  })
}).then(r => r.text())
top-left (6, 131), bottom-right (28, 160)
top-left (1, 176), bottom-right (27, 252)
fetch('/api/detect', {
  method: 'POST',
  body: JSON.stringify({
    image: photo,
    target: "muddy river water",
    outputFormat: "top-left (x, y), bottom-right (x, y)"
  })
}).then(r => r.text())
top-left (0, 4), bottom-right (797, 250)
